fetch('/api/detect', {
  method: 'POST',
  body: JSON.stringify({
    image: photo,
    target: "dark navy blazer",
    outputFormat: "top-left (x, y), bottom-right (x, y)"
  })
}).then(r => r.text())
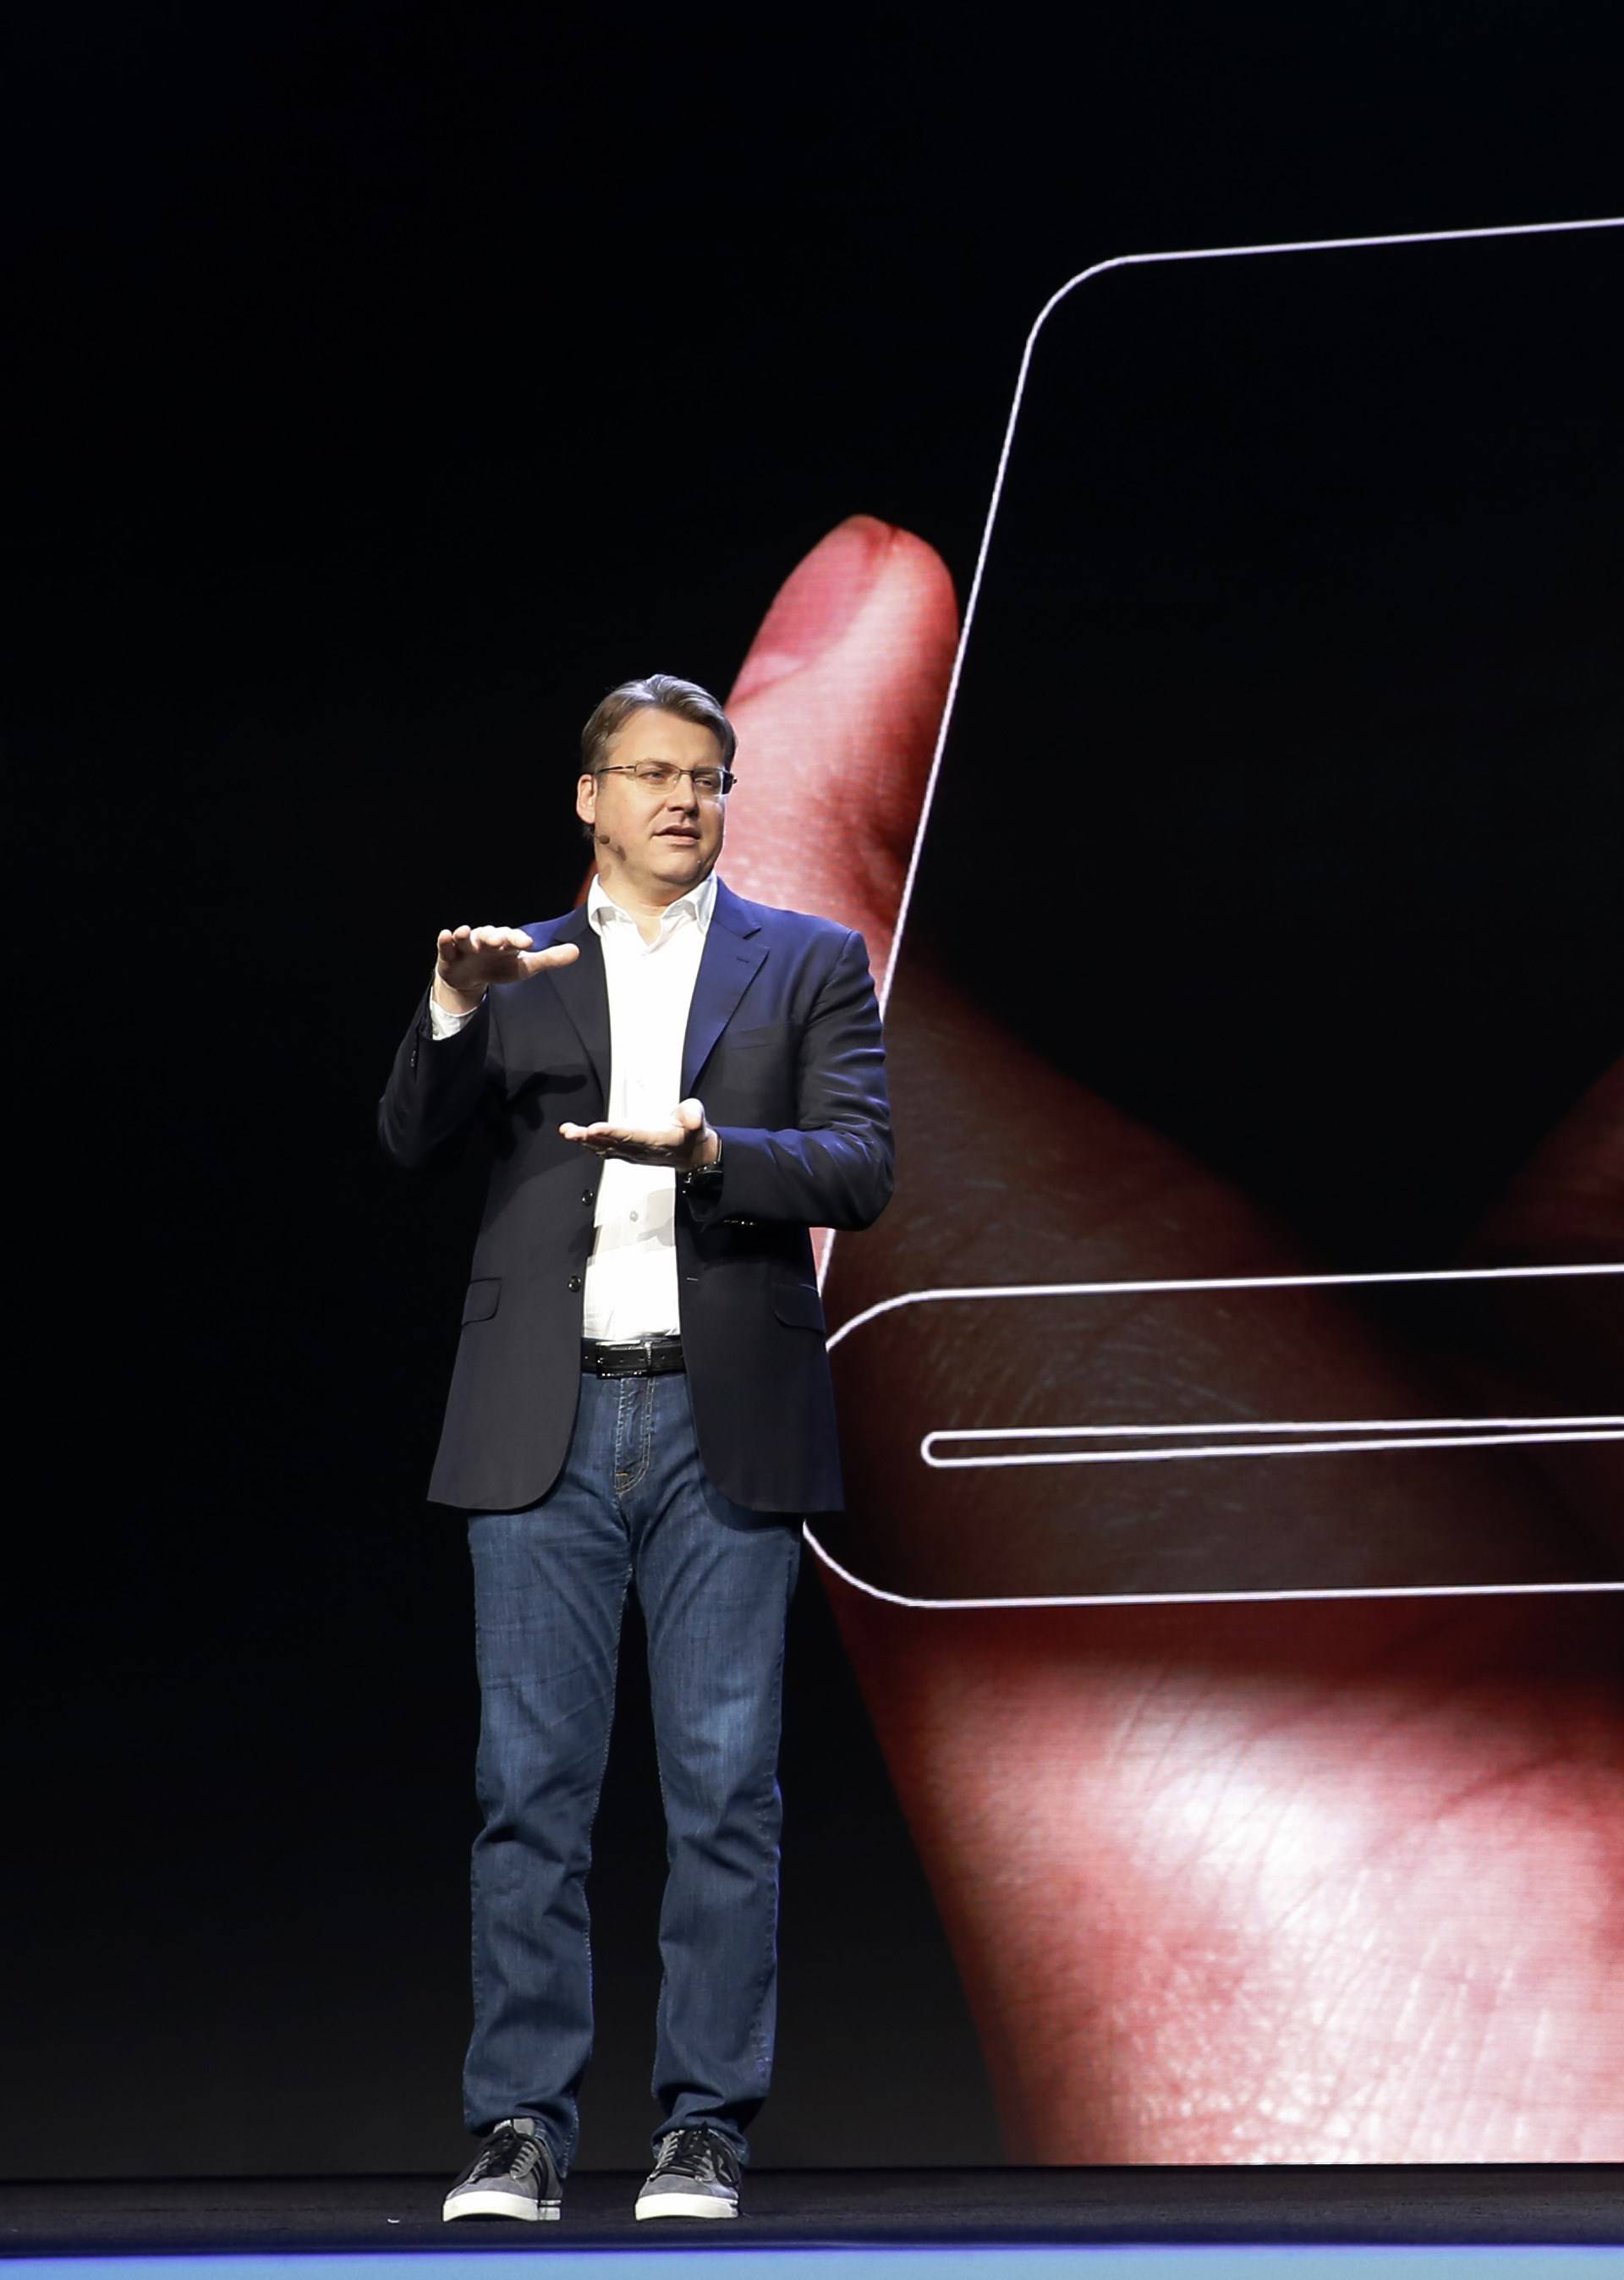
top-left (378, 880), bottom-right (894, 1514)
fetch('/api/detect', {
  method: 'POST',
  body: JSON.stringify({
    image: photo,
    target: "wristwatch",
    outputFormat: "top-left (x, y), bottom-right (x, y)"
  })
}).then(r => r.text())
top-left (679, 1134), bottom-right (722, 1191)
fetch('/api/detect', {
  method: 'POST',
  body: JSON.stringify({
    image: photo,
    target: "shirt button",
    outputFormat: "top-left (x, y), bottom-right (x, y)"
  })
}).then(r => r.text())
top-left (567, 1275), bottom-right (582, 1291)
top-left (629, 1210), bottom-right (639, 1222)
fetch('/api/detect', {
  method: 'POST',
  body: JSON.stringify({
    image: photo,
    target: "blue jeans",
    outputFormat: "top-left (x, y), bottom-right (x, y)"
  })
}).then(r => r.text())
top-left (464, 1370), bottom-right (801, 2173)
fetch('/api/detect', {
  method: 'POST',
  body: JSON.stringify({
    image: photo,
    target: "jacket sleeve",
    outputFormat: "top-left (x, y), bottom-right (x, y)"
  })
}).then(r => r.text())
top-left (377, 986), bottom-right (502, 1171)
top-left (689, 927), bottom-right (895, 1233)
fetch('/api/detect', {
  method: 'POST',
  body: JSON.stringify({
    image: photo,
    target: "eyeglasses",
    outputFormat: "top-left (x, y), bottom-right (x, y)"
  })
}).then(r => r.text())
top-left (595, 761), bottom-right (736, 798)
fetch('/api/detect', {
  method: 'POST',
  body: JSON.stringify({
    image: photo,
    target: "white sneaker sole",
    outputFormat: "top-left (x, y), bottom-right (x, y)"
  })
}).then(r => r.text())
top-left (635, 2193), bottom-right (738, 2221)
top-left (443, 2191), bottom-right (561, 2222)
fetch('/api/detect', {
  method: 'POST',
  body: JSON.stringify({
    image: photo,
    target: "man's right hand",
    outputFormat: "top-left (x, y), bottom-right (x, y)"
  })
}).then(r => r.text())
top-left (432, 925), bottom-right (580, 1014)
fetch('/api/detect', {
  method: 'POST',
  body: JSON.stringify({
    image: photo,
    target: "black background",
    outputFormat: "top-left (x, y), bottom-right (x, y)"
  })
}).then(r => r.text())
top-left (3, 0), bottom-right (1623, 2177)
top-left (914, 228), bottom-right (1624, 1265)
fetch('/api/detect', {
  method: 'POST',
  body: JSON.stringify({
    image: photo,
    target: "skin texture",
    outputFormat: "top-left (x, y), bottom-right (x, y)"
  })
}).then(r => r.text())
top-left (433, 922), bottom-right (579, 1008)
top-left (712, 514), bottom-right (1624, 2162)
top-left (574, 707), bottom-right (727, 927)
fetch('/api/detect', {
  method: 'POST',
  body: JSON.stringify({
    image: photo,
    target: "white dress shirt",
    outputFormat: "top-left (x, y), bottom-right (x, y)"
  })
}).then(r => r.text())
top-left (429, 871), bottom-right (716, 1339)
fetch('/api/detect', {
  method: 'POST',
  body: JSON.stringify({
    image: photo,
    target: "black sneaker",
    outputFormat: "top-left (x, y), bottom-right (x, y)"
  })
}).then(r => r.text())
top-left (442, 2118), bottom-right (562, 2222)
top-left (634, 2126), bottom-right (742, 2221)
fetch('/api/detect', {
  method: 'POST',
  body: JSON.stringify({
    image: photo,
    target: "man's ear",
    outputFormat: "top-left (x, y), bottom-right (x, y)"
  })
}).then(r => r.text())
top-left (575, 772), bottom-right (597, 829)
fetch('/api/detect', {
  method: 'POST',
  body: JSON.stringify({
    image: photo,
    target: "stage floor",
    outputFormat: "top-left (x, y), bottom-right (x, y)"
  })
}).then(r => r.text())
top-left (3, 2169), bottom-right (1624, 2263)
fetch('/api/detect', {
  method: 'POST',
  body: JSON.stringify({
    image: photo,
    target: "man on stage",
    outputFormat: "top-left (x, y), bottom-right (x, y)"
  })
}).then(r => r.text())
top-left (378, 673), bottom-right (893, 2222)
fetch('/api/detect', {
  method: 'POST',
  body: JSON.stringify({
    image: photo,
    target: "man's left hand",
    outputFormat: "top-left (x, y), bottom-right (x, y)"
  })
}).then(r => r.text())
top-left (560, 1097), bottom-right (719, 1171)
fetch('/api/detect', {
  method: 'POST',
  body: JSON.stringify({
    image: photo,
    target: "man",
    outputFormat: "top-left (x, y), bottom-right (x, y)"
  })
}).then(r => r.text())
top-left (378, 673), bottom-right (893, 2222)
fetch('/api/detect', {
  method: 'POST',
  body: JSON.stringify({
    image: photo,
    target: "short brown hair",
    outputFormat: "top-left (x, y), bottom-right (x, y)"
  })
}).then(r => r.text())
top-left (580, 674), bottom-right (737, 779)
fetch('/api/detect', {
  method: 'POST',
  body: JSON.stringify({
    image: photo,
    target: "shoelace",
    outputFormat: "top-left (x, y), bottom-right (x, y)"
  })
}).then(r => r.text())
top-left (653, 2129), bottom-right (731, 2180)
top-left (474, 2124), bottom-right (540, 2181)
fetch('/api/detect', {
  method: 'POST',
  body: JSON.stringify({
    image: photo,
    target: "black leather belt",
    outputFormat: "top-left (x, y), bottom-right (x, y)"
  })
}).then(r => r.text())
top-left (581, 1334), bottom-right (686, 1378)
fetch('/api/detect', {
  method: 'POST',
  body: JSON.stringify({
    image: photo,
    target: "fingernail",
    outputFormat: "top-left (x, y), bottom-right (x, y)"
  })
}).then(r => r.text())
top-left (729, 516), bottom-right (894, 700)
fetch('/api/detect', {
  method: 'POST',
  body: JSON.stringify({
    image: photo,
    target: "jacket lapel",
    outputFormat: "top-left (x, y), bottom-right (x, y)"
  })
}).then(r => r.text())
top-left (540, 904), bottom-right (612, 1102)
top-left (682, 880), bottom-right (767, 1094)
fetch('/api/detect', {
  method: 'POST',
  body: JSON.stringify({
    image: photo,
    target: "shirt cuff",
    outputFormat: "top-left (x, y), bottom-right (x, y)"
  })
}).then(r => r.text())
top-left (428, 991), bottom-right (482, 1041)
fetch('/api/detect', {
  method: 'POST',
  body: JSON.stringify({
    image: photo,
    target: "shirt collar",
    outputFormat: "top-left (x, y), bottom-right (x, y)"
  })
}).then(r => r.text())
top-left (587, 869), bottom-right (717, 939)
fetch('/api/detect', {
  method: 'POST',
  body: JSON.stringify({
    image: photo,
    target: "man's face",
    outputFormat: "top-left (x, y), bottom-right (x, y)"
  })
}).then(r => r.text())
top-left (576, 706), bottom-right (727, 904)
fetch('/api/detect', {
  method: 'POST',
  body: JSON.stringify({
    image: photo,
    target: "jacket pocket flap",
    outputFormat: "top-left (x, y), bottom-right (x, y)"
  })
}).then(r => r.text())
top-left (462, 1277), bottom-right (502, 1325)
top-left (771, 1279), bottom-right (826, 1332)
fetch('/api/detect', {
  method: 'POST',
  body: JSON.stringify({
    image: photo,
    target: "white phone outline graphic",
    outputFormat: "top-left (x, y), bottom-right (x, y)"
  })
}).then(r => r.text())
top-left (813, 213), bottom-right (1624, 1612)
